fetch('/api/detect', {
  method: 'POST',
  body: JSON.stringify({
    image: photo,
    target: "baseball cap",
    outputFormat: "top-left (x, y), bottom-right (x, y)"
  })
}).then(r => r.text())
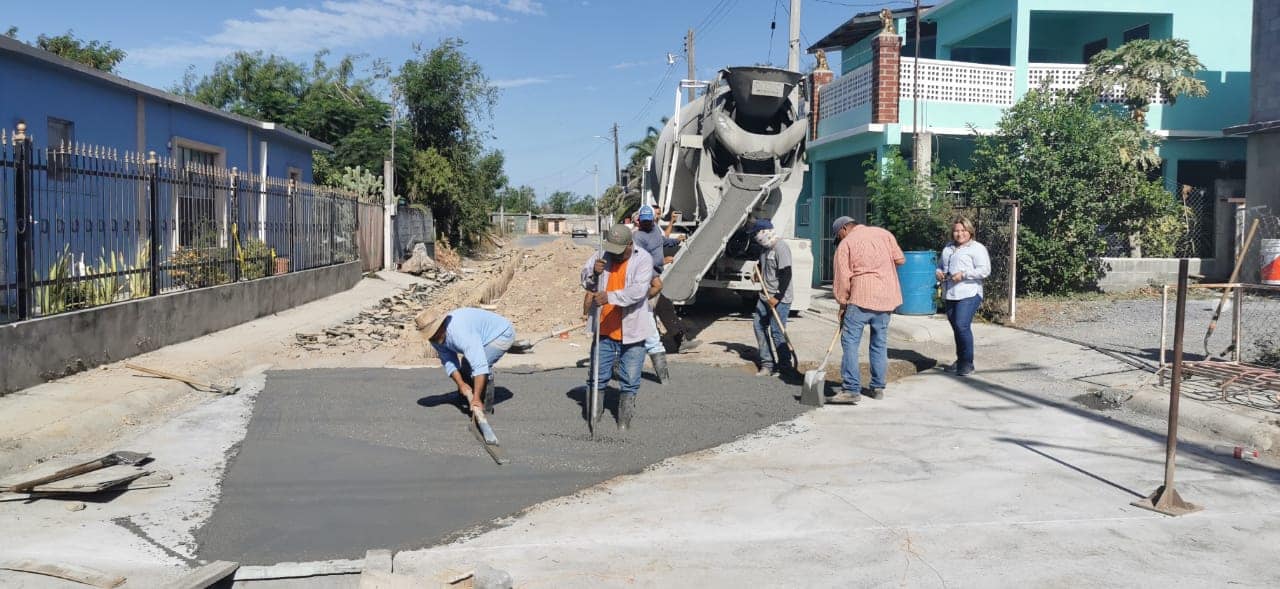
top-left (831, 216), bottom-right (855, 238)
top-left (637, 205), bottom-right (656, 222)
top-left (603, 223), bottom-right (632, 255)
top-left (750, 219), bottom-right (774, 233)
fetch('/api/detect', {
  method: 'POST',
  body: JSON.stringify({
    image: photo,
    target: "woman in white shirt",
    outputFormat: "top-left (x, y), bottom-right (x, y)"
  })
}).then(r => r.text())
top-left (936, 216), bottom-right (991, 376)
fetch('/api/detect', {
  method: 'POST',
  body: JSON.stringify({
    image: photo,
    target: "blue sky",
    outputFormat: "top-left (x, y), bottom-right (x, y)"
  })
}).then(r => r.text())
top-left (6, 0), bottom-right (913, 200)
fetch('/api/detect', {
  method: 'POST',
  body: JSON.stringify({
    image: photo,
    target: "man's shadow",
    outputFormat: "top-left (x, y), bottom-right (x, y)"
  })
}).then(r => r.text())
top-left (565, 384), bottom-right (619, 422)
top-left (418, 386), bottom-right (515, 415)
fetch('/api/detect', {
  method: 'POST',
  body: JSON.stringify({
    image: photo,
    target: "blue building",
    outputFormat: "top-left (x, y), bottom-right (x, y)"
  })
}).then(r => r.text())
top-left (0, 35), bottom-right (329, 180)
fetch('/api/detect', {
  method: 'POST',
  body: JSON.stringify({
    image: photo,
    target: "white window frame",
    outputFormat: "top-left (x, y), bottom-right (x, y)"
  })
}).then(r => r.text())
top-left (170, 136), bottom-right (228, 249)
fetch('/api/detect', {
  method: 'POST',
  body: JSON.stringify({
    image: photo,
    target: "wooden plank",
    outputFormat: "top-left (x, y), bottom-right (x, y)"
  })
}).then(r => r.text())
top-left (160, 560), bottom-right (239, 589)
top-left (23, 467), bottom-right (150, 493)
top-left (0, 560), bottom-right (126, 588)
top-left (233, 559), bottom-right (364, 581)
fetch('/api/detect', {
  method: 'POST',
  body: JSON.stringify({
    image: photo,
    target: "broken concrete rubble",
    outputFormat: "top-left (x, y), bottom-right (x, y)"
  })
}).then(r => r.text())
top-left (399, 243), bottom-right (438, 275)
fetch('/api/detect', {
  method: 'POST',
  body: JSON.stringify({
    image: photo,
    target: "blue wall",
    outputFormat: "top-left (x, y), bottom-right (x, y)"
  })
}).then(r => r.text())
top-left (0, 51), bottom-right (319, 180)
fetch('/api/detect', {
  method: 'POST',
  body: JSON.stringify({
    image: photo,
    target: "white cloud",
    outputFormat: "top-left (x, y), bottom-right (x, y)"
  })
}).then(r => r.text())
top-left (492, 72), bottom-right (569, 88)
top-left (492, 77), bottom-right (551, 88)
top-left (503, 0), bottom-right (544, 14)
top-left (128, 0), bottom-right (538, 68)
top-left (610, 60), bottom-right (656, 70)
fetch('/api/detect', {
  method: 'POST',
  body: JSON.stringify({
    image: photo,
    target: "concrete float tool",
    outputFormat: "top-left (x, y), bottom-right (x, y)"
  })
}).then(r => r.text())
top-left (802, 327), bottom-right (843, 407)
top-left (4, 451), bottom-right (150, 493)
top-left (459, 386), bottom-right (507, 465)
top-left (509, 322), bottom-right (588, 353)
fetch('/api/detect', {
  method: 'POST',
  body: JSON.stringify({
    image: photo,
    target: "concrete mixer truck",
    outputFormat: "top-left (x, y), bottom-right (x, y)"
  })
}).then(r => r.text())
top-left (644, 66), bottom-right (812, 311)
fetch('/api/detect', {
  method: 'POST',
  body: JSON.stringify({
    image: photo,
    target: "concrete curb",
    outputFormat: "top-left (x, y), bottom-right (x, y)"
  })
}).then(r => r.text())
top-left (1126, 386), bottom-right (1280, 453)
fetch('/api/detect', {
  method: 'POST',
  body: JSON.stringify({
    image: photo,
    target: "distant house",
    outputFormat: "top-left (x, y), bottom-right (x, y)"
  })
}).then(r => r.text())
top-left (0, 35), bottom-right (330, 181)
top-left (803, 0), bottom-right (1252, 288)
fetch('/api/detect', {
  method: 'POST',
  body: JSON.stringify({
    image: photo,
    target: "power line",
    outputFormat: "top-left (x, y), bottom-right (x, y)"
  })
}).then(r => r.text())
top-left (767, 0), bottom-right (780, 64)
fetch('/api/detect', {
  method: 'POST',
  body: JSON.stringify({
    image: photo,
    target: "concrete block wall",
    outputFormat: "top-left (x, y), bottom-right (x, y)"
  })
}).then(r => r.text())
top-left (0, 261), bottom-right (361, 395)
top-left (1097, 257), bottom-right (1218, 292)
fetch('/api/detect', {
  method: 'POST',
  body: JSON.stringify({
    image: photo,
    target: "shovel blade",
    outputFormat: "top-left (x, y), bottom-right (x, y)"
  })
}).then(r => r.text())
top-left (800, 370), bottom-right (825, 407)
top-left (109, 451), bottom-right (151, 465)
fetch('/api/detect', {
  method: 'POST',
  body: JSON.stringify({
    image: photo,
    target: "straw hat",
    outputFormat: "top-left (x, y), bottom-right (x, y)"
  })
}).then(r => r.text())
top-left (415, 309), bottom-right (448, 338)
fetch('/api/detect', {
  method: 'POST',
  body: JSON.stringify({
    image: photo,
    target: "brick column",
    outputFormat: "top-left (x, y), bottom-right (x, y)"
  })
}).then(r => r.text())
top-left (809, 67), bottom-right (834, 140)
top-left (871, 31), bottom-right (901, 124)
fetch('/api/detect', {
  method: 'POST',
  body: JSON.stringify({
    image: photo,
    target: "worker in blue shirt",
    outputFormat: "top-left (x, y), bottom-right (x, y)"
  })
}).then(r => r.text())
top-left (415, 307), bottom-right (516, 415)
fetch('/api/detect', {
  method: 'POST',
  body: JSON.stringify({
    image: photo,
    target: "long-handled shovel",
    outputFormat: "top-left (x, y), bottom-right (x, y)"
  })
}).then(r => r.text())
top-left (589, 301), bottom-right (601, 439)
top-left (5, 451), bottom-right (150, 493)
top-left (1204, 219), bottom-right (1260, 358)
top-left (509, 322), bottom-right (588, 354)
top-left (801, 328), bottom-right (842, 407)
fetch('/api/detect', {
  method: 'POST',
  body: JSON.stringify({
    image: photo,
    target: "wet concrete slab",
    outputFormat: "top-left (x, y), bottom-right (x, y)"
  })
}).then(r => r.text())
top-left (196, 364), bottom-right (810, 564)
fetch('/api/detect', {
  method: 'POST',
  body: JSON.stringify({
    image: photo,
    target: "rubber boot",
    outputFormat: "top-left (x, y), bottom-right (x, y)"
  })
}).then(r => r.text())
top-left (618, 394), bottom-right (635, 431)
top-left (650, 353), bottom-right (670, 385)
top-left (483, 376), bottom-right (495, 414)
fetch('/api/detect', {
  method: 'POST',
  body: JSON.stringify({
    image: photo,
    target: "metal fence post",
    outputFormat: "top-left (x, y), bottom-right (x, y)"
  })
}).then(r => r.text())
top-left (13, 123), bottom-right (32, 320)
top-left (229, 168), bottom-right (241, 282)
top-left (329, 195), bottom-right (336, 266)
top-left (1008, 200), bottom-right (1020, 324)
top-left (147, 151), bottom-right (161, 296)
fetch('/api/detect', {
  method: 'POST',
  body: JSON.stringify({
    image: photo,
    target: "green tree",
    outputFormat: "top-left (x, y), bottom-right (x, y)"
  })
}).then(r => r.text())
top-left (864, 151), bottom-right (954, 252)
top-left (497, 185), bottom-right (538, 214)
top-left (963, 89), bottom-right (1176, 294)
top-left (7, 29), bottom-right (126, 72)
top-left (1083, 38), bottom-right (1208, 124)
top-left (176, 51), bottom-right (406, 187)
top-left (624, 118), bottom-right (667, 168)
top-left (543, 191), bottom-right (575, 214)
top-left (568, 194), bottom-right (597, 215)
top-left (397, 38), bottom-right (500, 248)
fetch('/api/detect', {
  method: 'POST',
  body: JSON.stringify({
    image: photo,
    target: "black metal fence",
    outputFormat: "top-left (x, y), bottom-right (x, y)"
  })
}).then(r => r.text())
top-left (1, 128), bottom-right (366, 325)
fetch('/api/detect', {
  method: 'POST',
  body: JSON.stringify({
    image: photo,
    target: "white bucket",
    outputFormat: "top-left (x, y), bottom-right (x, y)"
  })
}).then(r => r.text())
top-left (1263, 239), bottom-right (1280, 285)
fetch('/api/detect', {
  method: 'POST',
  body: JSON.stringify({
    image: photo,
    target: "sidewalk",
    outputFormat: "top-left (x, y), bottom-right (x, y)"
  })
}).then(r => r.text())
top-left (0, 270), bottom-right (429, 477)
top-left (388, 319), bottom-right (1280, 587)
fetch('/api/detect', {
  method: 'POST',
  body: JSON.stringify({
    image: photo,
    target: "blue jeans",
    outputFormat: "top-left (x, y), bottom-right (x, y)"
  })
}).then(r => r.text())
top-left (459, 326), bottom-right (515, 378)
top-left (753, 299), bottom-right (792, 371)
top-left (945, 295), bottom-right (982, 369)
top-left (588, 337), bottom-right (647, 397)
top-left (841, 305), bottom-right (890, 392)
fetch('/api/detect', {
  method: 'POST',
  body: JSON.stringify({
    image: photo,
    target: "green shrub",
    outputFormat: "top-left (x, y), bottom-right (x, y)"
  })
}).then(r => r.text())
top-left (168, 247), bottom-right (230, 289)
top-left (864, 150), bottom-right (954, 252)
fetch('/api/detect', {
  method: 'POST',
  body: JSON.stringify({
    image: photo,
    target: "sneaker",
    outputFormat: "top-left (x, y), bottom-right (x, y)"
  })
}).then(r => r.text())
top-left (866, 388), bottom-right (885, 400)
top-left (756, 366), bottom-right (775, 377)
top-left (828, 390), bottom-right (860, 405)
top-left (956, 365), bottom-right (975, 377)
top-left (676, 336), bottom-right (702, 353)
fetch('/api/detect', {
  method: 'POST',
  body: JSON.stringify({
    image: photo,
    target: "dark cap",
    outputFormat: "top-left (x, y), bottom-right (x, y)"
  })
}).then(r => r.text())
top-left (603, 223), bottom-right (632, 254)
top-left (831, 216), bottom-right (855, 238)
top-left (750, 219), bottom-right (774, 233)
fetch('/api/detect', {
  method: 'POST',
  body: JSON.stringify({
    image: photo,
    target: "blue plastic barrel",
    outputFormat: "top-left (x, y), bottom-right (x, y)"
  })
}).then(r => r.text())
top-left (896, 251), bottom-right (938, 315)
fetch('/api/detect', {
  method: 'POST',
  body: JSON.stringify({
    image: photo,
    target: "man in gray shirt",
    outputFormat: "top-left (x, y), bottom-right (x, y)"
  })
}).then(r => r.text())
top-left (751, 220), bottom-right (794, 377)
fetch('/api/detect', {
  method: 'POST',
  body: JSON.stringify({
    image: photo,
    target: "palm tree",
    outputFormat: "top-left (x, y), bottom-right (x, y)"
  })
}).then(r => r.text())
top-left (625, 118), bottom-right (668, 168)
top-left (1083, 38), bottom-right (1208, 124)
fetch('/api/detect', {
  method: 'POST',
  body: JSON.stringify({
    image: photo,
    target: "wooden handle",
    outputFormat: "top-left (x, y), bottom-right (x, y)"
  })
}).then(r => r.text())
top-left (8, 459), bottom-right (106, 492)
top-left (125, 363), bottom-right (211, 389)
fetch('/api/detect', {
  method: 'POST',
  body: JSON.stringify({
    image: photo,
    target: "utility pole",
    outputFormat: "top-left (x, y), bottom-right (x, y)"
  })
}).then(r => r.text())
top-left (685, 28), bottom-right (696, 103)
top-left (611, 123), bottom-right (622, 187)
top-left (787, 0), bottom-right (801, 72)
top-left (913, 0), bottom-right (921, 160)
top-left (383, 82), bottom-right (400, 270)
top-left (591, 164), bottom-right (601, 233)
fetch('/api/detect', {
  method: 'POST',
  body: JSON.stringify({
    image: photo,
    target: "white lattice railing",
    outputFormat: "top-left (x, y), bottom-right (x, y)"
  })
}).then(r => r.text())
top-left (819, 62), bottom-right (872, 120)
top-left (1027, 63), bottom-right (1165, 105)
top-left (899, 58), bottom-right (1016, 106)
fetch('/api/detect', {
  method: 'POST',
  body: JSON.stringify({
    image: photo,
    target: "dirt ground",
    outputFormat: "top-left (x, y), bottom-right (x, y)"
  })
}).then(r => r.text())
top-left (492, 238), bottom-right (596, 335)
